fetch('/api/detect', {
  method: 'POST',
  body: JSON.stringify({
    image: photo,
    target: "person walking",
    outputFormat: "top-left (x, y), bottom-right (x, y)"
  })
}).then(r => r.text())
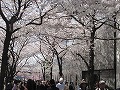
top-left (64, 82), bottom-right (69, 90)
top-left (95, 80), bottom-right (109, 90)
top-left (78, 79), bottom-right (88, 90)
top-left (39, 80), bottom-right (47, 90)
top-left (56, 78), bottom-right (65, 90)
top-left (26, 79), bottom-right (36, 90)
top-left (69, 82), bottom-right (75, 90)
top-left (47, 79), bottom-right (59, 90)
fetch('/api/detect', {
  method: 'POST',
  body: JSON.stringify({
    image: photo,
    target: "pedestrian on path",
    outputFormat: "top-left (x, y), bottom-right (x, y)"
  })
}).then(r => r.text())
top-left (95, 80), bottom-right (109, 90)
top-left (64, 82), bottom-right (69, 90)
top-left (56, 78), bottom-right (65, 90)
top-left (47, 79), bottom-right (59, 90)
top-left (78, 79), bottom-right (88, 90)
top-left (69, 82), bottom-right (75, 90)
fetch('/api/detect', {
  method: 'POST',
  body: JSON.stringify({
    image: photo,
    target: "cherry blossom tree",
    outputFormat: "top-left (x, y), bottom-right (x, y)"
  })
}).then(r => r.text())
top-left (55, 0), bottom-right (120, 89)
top-left (0, 0), bottom-right (56, 89)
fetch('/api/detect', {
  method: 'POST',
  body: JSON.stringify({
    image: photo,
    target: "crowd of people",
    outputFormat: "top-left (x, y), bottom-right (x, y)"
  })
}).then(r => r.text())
top-left (5, 77), bottom-right (114, 90)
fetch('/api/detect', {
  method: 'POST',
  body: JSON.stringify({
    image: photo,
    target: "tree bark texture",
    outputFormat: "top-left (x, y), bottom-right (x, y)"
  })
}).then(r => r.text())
top-left (0, 30), bottom-right (12, 90)
top-left (88, 31), bottom-right (95, 90)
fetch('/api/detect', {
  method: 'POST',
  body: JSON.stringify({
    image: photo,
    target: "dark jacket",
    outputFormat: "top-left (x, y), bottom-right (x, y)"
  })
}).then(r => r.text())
top-left (39, 84), bottom-right (47, 90)
top-left (47, 85), bottom-right (59, 90)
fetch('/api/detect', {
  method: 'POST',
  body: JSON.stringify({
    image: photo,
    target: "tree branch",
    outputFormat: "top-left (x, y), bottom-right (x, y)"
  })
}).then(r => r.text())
top-left (70, 15), bottom-right (85, 26)
top-left (76, 53), bottom-right (89, 69)
top-left (0, 26), bottom-right (6, 31)
top-left (95, 21), bottom-right (106, 30)
top-left (0, 1), bottom-right (8, 23)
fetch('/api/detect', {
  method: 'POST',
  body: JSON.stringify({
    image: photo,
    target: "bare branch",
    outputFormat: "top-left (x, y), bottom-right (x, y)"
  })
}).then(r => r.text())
top-left (0, 1), bottom-right (8, 23)
top-left (76, 53), bottom-right (89, 69)
top-left (95, 37), bottom-right (120, 40)
top-left (70, 15), bottom-right (85, 26)
top-left (0, 26), bottom-right (6, 31)
top-left (12, 27), bottom-right (22, 33)
top-left (95, 20), bottom-right (107, 30)
top-left (26, 4), bottom-right (57, 26)
top-left (17, 57), bottom-right (30, 71)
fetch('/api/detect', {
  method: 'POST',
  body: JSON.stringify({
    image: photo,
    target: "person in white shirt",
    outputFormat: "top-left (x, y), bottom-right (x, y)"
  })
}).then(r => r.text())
top-left (56, 78), bottom-right (65, 90)
top-left (95, 80), bottom-right (109, 90)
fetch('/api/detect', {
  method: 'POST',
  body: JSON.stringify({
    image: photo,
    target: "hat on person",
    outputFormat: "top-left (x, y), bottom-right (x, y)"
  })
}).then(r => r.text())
top-left (99, 80), bottom-right (105, 84)
top-left (59, 78), bottom-right (64, 83)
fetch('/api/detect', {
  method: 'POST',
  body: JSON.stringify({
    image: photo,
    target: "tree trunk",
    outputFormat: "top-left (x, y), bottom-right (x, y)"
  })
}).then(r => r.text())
top-left (58, 57), bottom-right (63, 77)
top-left (88, 31), bottom-right (95, 90)
top-left (55, 49), bottom-right (63, 77)
top-left (0, 31), bottom-right (12, 90)
top-left (50, 67), bottom-right (53, 80)
top-left (43, 66), bottom-right (46, 81)
top-left (59, 65), bottom-right (63, 77)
